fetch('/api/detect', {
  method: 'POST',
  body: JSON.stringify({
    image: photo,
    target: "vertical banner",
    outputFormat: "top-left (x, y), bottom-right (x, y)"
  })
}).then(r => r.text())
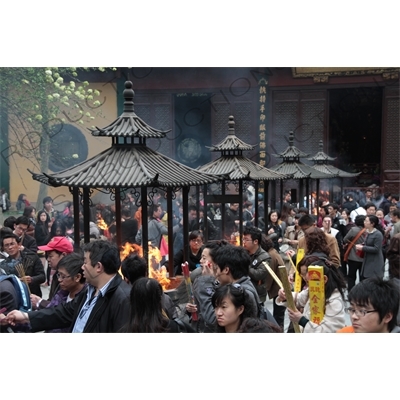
top-left (294, 248), bottom-right (305, 293)
top-left (258, 79), bottom-right (267, 170)
top-left (307, 266), bottom-right (325, 324)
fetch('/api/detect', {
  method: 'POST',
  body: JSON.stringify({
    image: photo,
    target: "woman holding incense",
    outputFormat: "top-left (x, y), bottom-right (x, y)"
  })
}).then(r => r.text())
top-left (276, 255), bottom-right (347, 333)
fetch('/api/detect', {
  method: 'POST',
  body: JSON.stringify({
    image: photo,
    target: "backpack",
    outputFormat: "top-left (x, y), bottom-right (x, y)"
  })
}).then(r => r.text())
top-left (0, 274), bottom-right (32, 312)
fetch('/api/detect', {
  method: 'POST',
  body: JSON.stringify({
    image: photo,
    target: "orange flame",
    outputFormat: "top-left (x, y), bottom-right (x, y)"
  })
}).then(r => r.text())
top-left (235, 235), bottom-right (240, 246)
top-left (97, 218), bottom-right (108, 230)
top-left (149, 265), bottom-right (171, 291)
top-left (120, 242), bottom-right (143, 261)
top-left (228, 233), bottom-right (240, 246)
top-left (148, 243), bottom-right (170, 290)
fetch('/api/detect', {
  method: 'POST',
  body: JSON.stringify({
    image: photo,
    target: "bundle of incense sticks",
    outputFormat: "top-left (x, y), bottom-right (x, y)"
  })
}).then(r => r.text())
top-left (15, 263), bottom-right (31, 295)
top-left (181, 262), bottom-right (198, 321)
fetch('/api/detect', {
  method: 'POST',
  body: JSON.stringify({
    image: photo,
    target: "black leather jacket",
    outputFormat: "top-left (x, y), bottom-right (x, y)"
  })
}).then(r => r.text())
top-left (28, 274), bottom-right (131, 333)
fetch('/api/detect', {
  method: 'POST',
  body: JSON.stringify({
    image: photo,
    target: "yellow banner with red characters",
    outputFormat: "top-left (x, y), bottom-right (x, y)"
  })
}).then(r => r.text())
top-left (294, 248), bottom-right (305, 293)
top-left (307, 266), bottom-right (325, 324)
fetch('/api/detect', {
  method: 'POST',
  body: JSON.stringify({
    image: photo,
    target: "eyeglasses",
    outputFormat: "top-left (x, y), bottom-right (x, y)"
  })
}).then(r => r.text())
top-left (15, 225), bottom-right (28, 233)
top-left (191, 239), bottom-right (203, 244)
top-left (57, 273), bottom-right (71, 280)
top-left (345, 307), bottom-right (378, 318)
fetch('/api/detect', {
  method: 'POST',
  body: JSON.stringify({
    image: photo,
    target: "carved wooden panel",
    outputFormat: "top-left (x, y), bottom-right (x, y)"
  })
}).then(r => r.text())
top-left (385, 98), bottom-right (400, 170)
top-left (299, 100), bottom-right (325, 158)
top-left (272, 101), bottom-right (298, 156)
top-left (213, 102), bottom-right (231, 145)
top-left (234, 101), bottom-right (252, 144)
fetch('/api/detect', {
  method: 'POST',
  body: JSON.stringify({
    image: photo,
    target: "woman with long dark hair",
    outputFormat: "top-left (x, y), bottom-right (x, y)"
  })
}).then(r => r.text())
top-left (123, 277), bottom-right (194, 333)
top-left (34, 210), bottom-right (51, 246)
top-left (266, 209), bottom-right (283, 251)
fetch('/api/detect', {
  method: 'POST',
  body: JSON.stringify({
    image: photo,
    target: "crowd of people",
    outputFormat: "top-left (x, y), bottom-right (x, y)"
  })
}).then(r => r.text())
top-left (0, 187), bottom-right (399, 333)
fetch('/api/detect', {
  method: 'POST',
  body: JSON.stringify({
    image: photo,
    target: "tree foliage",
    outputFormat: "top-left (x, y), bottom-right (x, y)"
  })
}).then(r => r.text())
top-left (0, 67), bottom-right (113, 204)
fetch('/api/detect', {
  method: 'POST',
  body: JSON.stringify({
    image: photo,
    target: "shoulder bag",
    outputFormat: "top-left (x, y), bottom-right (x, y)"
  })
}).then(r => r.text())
top-left (344, 228), bottom-right (366, 262)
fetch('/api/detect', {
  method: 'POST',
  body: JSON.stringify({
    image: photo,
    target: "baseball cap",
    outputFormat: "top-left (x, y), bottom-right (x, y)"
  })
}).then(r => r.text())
top-left (38, 236), bottom-right (73, 253)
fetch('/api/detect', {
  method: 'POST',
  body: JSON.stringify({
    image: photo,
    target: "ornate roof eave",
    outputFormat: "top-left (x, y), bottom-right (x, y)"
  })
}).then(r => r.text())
top-left (89, 81), bottom-right (170, 139)
top-left (207, 115), bottom-right (256, 152)
top-left (269, 162), bottom-right (336, 180)
top-left (311, 164), bottom-right (361, 178)
top-left (198, 155), bottom-right (291, 181)
top-left (28, 145), bottom-right (225, 189)
top-left (307, 140), bottom-right (360, 177)
top-left (307, 140), bottom-right (336, 162)
top-left (308, 151), bottom-right (336, 162)
top-left (273, 131), bottom-right (309, 159)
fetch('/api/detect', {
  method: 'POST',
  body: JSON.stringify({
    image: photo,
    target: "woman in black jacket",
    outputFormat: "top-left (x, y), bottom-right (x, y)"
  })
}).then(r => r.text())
top-left (266, 209), bottom-right (283, 252)
top-left (34, 210), bottom-right (51, 246)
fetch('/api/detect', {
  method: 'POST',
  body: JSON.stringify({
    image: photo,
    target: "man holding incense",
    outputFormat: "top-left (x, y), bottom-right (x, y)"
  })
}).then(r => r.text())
top-left (0, 233), bottom-right (45, 296)
top-left (2, 240), bottom-right (131, 333)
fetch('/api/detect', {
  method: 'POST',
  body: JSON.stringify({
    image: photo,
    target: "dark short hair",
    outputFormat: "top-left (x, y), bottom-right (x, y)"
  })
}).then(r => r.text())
top-left (328, 202), bottom-right (339, 211)
top-left (348, 277), bottom-right (399, 332)
top-left (148, 203), bottom-right (161, 216)
top-left (189, 230), bottom-right (203, 242)
top-left (15, 216), bottom-right (30, 227)
top-left (121, 254), bottom-right (147, 284)
top-left (298, 214), bottom-right (315, 228)
top-left (83, 240), bottom-right (120, 275)
top-left (213, 245), bottom-right (251, 280)
top-left (43, 196), bottom-right (53, 204)
top-left (203, 240), bottom-right (230, 262)
top-left (1, 232), bottom-right (20, 247)
top-left (237, 317), bottom-right (283, 333)
top-left (0, 227), bottom-right (13, 242)
top-left (3, 216), bottom-right (16, 230)
top-left (57, 253), bottom-right (85, 284)
top-left (354, 215), bottom-right (366, 227)
top-left (243, 226), bottom-right (262, 243)
top-left (364, 202), bottom-right (376, 210)
top-left (390, 209), bottom-right (400, 219)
